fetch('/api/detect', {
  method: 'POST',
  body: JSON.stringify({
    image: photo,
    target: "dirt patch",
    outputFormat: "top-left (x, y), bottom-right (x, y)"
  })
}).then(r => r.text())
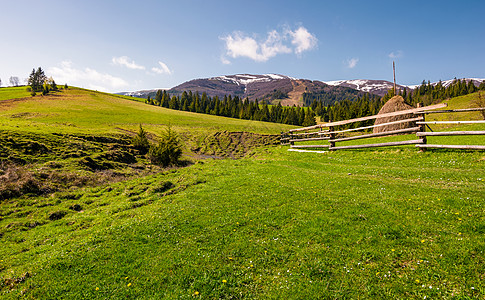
top-left (0, 97), bottom-right (32, 111)
top-left (1, 272), bottom-right (31, 291)
top-left (281, 80), bottom-right (308, 106)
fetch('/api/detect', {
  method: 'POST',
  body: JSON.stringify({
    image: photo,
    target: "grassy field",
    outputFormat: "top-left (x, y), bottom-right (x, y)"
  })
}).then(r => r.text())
top-left (0, 86), bottom-right (31, 101)
top-left (0, 87), bottom-right (291, 136)
top-left (0, 87), bottom-right (484, 299)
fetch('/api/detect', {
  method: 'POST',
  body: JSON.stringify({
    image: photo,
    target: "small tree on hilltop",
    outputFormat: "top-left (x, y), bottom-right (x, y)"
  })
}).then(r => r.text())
top-left (28, 67), bottom-right (47, 92)
top-left (148, 126), bottom-right (182, 167)
top-left (47, 77), bottom-right (58, 91)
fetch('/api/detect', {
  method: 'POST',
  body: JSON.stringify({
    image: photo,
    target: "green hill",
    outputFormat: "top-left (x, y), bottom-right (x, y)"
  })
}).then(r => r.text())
top-left (0, 87), bottom-right (484, 299)
top-left (0, 87), bottom-right (292, 135)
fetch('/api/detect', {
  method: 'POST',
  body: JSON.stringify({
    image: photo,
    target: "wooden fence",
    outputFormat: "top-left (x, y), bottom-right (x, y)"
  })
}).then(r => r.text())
top-left (281, 103), bottom-right (485, 151)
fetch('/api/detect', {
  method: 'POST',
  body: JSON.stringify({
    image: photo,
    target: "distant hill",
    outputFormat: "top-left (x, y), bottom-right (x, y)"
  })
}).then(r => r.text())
top-left (324, 79), bottom-right (410, 96)
top-left (169, 74), bottom-right (377, 106)
top-left (118, 74), bottom-right (485, 106)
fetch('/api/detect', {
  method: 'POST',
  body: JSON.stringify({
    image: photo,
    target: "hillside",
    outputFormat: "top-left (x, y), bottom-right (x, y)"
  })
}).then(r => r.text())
top-left (0, 87), bottom-right (291, 136)
top-left (0, 87), bottom-right (484, 299)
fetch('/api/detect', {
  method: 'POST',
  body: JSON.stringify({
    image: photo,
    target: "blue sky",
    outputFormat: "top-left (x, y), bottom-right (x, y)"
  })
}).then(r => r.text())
top-left (1, 0), bottom-right (484, 92)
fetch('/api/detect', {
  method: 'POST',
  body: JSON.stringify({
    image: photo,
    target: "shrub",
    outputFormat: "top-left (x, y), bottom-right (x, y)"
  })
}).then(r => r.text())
top-left (148, 126), bottom-right (182, 167)
top-left (132, 125), bottom-right (150, 154)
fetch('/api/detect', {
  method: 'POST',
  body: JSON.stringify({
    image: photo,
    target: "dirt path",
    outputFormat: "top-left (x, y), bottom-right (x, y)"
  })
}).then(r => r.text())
top-left (281, 80), bottom-right (307, 106)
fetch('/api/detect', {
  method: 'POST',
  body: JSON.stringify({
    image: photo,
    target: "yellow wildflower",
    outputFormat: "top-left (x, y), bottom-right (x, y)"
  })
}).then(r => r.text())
top-left (222, 279), bottom-right (227, 283)
top-left (127, 283), bottom-right (132, 287)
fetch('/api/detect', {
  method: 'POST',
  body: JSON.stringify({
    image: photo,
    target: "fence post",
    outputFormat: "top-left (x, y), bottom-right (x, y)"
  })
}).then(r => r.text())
top-left (329, 125), bottom-right (335, 150)
top-left (417, 107), bottom-right (427, 151)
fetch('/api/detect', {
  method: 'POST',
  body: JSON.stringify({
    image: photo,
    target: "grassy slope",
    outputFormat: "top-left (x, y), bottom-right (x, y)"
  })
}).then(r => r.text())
top-left (0, 87), bottom-right (293, 136)
top-left (0, 86), bottom-right (30, 101)
top-left (0, 88), bottom-right (484, 299)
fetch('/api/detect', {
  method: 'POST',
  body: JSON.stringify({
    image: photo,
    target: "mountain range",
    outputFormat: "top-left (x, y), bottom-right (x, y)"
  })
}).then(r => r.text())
top-left (119, 74), bottom-right (485, 106)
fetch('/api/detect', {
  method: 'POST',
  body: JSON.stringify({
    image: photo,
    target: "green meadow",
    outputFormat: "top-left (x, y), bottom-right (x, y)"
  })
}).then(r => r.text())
top-left (0, 86), bottom-right (31, 101)
top-left (0, 87), bottom-right (484, 299)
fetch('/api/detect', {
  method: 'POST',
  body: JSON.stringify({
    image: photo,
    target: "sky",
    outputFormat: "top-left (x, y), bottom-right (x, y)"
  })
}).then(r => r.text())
top-left (1, 0), bottom-right (484, 92)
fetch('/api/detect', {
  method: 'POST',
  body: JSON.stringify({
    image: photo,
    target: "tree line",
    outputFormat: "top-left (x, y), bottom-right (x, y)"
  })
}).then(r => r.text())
top-left (382, 78), bottom-right (485, 106)
top-left (143, 78), bottom-right (485, 128)
top-left (145, 90), bottom-right (317, 126)
top-left (315, 94), bottom-right (384, 128)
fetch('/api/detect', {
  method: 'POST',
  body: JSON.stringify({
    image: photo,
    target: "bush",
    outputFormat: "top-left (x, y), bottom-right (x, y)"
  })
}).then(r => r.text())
top-left (148, 126), bottom-right (182, 167)
top-left (132, 125), bottom-right (150, 154)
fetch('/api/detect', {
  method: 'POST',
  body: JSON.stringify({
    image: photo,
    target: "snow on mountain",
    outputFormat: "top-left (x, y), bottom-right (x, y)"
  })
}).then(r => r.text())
top-left (324, 79), bottom-right (405, 96)
top-left (118, 76), bottom-right (485, 101)
top-left (210, 74), bottom-right (295, 86)
top-left (404, 78), bottom-right (485, 90)
top-left (433, 78), bottom-right (485, 88)
top-left (118, 89), bottom-right (164, 97)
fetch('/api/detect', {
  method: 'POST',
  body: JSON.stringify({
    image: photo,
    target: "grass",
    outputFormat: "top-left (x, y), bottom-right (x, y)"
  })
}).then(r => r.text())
top-left (0, 87), bottom-right (292, 137)
top-left (0, 86), bottom-right (31, 101)
top-left (1, 146), bottom-right (483, 299)
top-left (0, 87), bottom-right (484, 299)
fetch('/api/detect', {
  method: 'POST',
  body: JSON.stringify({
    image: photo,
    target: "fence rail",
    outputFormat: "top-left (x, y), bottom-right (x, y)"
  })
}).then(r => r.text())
top-left (281, 103), bottom-right (485, 151)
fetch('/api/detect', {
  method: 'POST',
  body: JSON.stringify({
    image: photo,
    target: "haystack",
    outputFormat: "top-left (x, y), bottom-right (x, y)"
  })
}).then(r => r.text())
top-left (373, 96), bottom-right (415, 133)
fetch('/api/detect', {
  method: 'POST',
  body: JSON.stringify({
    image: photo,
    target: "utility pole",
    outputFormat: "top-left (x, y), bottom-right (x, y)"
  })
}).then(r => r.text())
top-left (393, 61), bottom-right (397, 96)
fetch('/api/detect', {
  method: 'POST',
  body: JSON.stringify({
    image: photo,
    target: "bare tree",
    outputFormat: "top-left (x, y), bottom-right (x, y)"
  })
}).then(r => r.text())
top-left (0, 78), bottom-right (2, 87)
top-left (9, 76), bottom-right (20, 87)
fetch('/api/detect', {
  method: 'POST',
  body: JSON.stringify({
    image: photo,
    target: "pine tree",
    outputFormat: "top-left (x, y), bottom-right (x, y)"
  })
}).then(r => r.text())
top-left (28, 67), bottom-right (47, 92)
top-left (302, 109), bottom-right (316, 126)
top-left (154, 90), bottom-right (162, 106)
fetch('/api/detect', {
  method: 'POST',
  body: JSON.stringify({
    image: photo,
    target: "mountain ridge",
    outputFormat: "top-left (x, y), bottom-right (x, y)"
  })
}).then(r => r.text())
top-left (118, 74), bottom-right (485, 105)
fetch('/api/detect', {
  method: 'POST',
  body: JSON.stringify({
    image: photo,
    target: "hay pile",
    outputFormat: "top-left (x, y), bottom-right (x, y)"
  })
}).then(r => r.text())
top-left (373, 96), bottom-right (416, 133)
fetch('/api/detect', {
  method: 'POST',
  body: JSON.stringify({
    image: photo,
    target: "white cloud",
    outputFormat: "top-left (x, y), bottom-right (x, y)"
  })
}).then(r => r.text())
top-left (346, 58), bottom-right (359, 69)
top-left (48, 61), bottom-right (129, 92)
top-left (220, 55), bottom-right (231, 65)
top-left (288, 26), bottom-right (318, 55)
top-left (389, 51), bottom-right (403, 59)
top-left (221, 25), bottom-right (317, 63)
top-left (151, 61), bottom-right (173, 75)
top-left (112, 56), bottom-right (146, 70)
